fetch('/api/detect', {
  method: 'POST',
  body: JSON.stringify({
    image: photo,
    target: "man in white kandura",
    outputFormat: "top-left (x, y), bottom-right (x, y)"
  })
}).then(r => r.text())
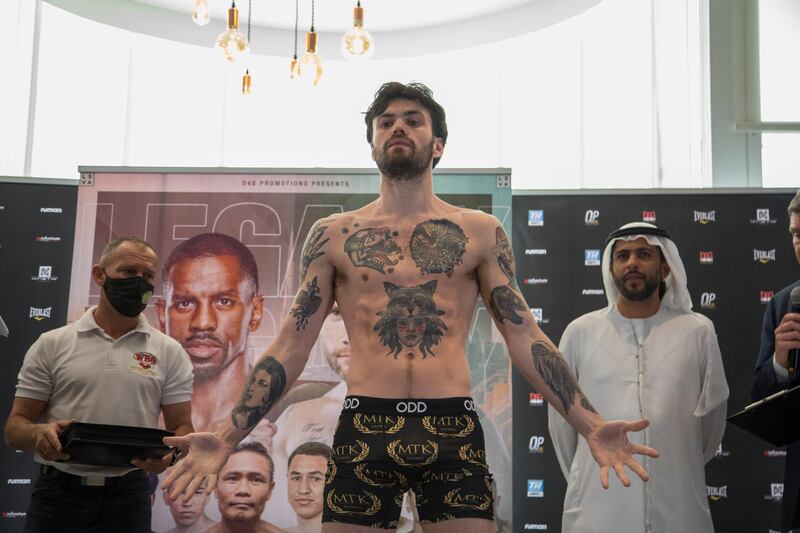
top-left (548, 222), bottom-right (729, 533)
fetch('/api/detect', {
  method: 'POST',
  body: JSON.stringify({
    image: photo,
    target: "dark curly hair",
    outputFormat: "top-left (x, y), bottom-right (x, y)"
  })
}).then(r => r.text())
top-left (364, 81), bottom-right (448, 168)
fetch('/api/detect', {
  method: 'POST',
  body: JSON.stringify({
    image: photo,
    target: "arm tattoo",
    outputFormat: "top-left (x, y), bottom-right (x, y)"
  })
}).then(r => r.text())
top-left (530, 341), bottom-right (597, 415)
top-left (300, 223), bottom-right (329, 282)
top-left (291, 276), bottom-right (322, 330)
top-left (232, 356), bottom-right (287, 430)
top-left (373, 281), bottom-right (447, 358)
top-left (410, 219), bottom-right (468, 275)
top-left (492, 226), bottom-right (515, 283)
top-left (344, 227), bottom-right (402, 273)
top-left (488, 284), bottom-right (527, 325)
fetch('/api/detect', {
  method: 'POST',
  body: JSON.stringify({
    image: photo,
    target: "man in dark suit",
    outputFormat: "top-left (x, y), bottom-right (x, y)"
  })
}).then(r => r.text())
top-left (752, 188), bottom-right (800, 532)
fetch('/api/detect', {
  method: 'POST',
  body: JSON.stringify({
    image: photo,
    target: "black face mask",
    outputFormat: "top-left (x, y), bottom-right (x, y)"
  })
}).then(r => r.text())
top-left (102, 272), bottom-right (154, 317)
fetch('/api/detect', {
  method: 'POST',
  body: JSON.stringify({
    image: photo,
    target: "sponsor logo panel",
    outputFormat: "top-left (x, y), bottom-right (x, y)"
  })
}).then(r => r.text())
top-left (699, 251), bottom-right (714, 265)
top-left (754, 249), bottom-right (776, 264)
top-left (528, 436), bottom-right (545, 454)
top-left (760, 291), bottom-right (775, 304)
top-left (584, 250), bottom-right (600, 266)
top-left (527, 479), bottom-right (544, 498)
top-left (528, 210), bottom-right (544, 227)
top-left (751, 209), bottom-right (777, 225)
top-left (707, 485), bottom-right (727, 501)
top-left (29, 307), bottom-right (52, 320)
top-left (694, 210), bottom-right (716, 224)
top-left (584, 210), bottom-right (599, 226)
top-left (642, 210), bottom-right (656, 223)
top-left (31, 266), bottom-right (57, 282)
top-left (700, 292), bottom-right (716, 310)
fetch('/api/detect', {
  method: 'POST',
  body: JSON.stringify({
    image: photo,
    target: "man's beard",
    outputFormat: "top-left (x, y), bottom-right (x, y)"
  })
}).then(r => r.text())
top-left (373, 137), bottom-right (434, 181)
top-left (613, 272), bottom-right (660, 301)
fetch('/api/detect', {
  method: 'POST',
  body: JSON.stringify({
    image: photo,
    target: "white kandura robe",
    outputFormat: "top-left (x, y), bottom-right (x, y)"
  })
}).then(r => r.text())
top-left (548, 305), bottom-right (729, 533)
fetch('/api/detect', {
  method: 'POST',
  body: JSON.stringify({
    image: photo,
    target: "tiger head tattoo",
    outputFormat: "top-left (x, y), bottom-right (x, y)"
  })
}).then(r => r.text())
top-left (373, 281), bottom-right (447, 358)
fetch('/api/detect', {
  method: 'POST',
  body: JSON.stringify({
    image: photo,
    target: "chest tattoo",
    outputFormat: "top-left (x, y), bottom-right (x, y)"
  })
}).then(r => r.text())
top-left (373, 280), bottom-right (447, 358)
top-left (410, 219), bottom-right (468, 275)
top-left (344, 227), bottom-right (402, 274)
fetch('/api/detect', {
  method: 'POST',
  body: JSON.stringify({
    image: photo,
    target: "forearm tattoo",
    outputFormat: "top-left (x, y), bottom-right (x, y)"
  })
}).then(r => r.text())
top-left (488, 284), bottom-right (527, 325)
top-left (530, 341), bottom-right (597, 415)
top-left (373, 281), bottom-right (447, 358)
top-left (232, 357), bottom-right (287, 430)
top-left (410, 219), bottom-right (468, 275)
top-left (344, 227), bottom-right (402, 273)
top-left (492, 226), bottom-right (515, 283)
top-left (291, 276), bottom-right (322, 330)
top-left (300, 223), bottom-right (329, 282)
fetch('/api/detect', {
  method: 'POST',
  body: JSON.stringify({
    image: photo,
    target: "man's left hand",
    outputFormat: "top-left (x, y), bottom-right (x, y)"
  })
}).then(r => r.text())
top-left (131, 450), bottom-right (175, 475)
top-left (585, 418), bottom-right (660, 489)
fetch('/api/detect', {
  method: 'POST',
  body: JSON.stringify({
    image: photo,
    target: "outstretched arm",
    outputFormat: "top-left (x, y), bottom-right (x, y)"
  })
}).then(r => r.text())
top-left (162, 219), bottom-right (337, 501)
top-left (474, 217), bottom-right (658, 488)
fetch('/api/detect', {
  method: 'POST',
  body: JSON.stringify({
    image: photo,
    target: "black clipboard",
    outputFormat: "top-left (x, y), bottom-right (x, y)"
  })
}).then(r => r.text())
top-left (57, 422), bottom-right (174, 467)
top-left (727, 385), bottom-right (800, 446)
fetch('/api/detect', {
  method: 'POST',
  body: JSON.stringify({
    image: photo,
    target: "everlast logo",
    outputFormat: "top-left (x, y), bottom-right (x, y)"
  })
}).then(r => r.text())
top-left (29, 307), bottom-right (52, 320)
top-left (707, 485), bottom-right (727, 500)
top-left (754, 249), bottom-right (776, 263)
top-left (395, 401), bottom-right (427, 413)
top-left (694, 210), bottom-right (716, 224)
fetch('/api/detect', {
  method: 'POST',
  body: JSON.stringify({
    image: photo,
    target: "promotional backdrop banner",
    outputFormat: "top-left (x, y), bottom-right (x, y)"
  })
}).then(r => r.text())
top-left (0, 177), bottom-right (78, 532)
top-left (69, 167), bottom-right (513, 532)
top-left (511, 190), bottom-right (798, 533)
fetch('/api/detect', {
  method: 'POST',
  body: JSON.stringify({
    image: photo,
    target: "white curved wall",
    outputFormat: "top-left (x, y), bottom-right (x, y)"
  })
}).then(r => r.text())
top-left (5, 0), bottom-right (710, 189)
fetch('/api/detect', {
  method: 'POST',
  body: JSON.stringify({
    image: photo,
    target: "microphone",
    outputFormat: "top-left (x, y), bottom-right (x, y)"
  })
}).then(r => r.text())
top-left (789, 286), bottom-right (800, 380)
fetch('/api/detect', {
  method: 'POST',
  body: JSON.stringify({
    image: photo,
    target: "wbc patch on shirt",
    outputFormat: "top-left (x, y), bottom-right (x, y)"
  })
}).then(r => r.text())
top-left (129, 351), bottom-right (158, 377)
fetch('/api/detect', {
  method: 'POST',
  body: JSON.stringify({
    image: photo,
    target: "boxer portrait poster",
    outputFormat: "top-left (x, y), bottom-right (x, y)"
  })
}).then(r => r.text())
top-left (68, 168), bottom-right (512, 532)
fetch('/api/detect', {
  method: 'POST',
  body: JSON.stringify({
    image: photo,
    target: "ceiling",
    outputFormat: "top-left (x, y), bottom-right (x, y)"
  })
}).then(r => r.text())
top-left (133, 0), bottom-right (536, 33)
top-left (45, 0), bottom-right (603, 58)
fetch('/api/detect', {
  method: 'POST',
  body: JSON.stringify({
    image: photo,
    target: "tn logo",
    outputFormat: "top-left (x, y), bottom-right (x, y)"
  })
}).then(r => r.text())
top-left (463, 400), bottom-right (476, 412)
top-left (343, 398), bottom-right (360, 410)
top-left (396, 401), bottom-right (427, 413)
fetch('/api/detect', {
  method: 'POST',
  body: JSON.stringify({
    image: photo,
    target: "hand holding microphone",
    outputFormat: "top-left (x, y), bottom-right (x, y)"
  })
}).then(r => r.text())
top-left (776, 286), bottom-right (800, 378)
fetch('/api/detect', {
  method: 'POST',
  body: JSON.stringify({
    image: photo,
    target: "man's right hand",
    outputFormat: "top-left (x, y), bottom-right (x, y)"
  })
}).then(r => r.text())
top-left (35, 419), bottom-right (72, 461)
top-left (161, 432), bottom-right (234, 502)
top-left (774, 312), bottom-right (800, 368)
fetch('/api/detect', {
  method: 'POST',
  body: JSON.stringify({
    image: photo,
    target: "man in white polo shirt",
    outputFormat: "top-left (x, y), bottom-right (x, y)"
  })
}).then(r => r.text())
top-left (4, 236), bottom-right (194, 533)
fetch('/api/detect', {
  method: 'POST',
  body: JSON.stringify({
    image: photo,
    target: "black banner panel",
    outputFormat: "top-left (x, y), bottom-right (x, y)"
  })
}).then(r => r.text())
top-left (0, 179), bottom-right (77, 530)
top-left (512, 191), bottom-right (798, 533)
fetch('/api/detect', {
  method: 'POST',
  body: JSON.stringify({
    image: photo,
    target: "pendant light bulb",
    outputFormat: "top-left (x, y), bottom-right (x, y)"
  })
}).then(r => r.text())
top-left (298, 31), bottom-right (323, 86)
top-left (341, 2), bottom-right (374, 60)
top-left (192, 0), bottom-right (210, 26)
top-left (216, 2), bottom-right (250, 62)
top-left (242, 69), bottom-right (252, 95)
top-left (290, 56), bottom-right (300, 79)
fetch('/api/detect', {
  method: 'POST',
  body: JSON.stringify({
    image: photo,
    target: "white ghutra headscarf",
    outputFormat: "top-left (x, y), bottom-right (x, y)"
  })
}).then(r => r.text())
top-left (601, 222), bottom-right (693, 313)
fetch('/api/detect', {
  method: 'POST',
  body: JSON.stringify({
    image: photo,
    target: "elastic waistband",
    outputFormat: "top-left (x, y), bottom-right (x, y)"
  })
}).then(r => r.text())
top-left (341, 396), bottom-right (477, 415)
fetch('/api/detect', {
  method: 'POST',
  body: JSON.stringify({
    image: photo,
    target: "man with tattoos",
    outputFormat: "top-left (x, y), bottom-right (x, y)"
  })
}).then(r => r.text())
top-left (549, 222), bottom-right (729, 533)
top-left (156, 233), bottom-right (276, 445)
top-left (163, 81), bottom-right (659, 533)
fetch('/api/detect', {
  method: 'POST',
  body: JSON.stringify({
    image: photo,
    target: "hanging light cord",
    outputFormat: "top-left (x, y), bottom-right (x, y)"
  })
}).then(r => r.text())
top-left (310, 0), bottom-right (315, 33)
top-left (293, 0), bottom-right (299, 58)
top-left (247, 0), bottom-right (252, 43)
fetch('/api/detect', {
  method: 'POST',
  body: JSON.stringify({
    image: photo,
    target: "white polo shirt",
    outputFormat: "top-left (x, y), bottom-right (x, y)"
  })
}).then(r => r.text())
top-left (15, 306), bottom-right (193, 476)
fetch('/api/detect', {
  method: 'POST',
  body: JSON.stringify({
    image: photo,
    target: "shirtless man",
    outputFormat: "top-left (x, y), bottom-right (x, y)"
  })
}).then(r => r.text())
top-left (157, 233), bottom-right (275, 444)
top-left (162, 485), bottom-right (215, 533)
top-left (163, 81), bottom-right (658, 532)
